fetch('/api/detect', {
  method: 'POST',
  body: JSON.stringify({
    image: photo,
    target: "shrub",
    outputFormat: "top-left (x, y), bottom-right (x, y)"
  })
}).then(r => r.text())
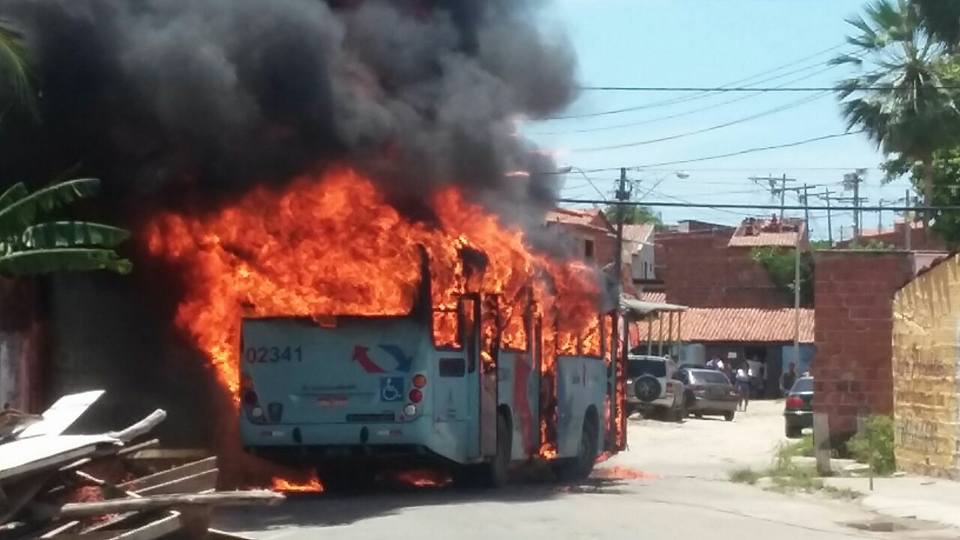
top-left (847, 415), bottom-right (895, 475)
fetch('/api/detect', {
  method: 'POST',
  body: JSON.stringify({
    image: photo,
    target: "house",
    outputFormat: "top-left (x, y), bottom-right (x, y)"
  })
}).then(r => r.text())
top-left (544, 208), bottom-right (617, 266)
top-left (631, 305), bottom-right (815, 398)
top-left (622, 223), bottom-right (657, 286)
top-left (654, 216), bottom-right (805, 309)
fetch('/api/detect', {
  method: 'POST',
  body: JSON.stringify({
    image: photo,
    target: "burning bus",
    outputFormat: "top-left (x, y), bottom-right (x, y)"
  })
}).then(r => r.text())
top-left (239, 253), bottom-right (620, 488)
top-left (146, 170), bottom-right (628, 489)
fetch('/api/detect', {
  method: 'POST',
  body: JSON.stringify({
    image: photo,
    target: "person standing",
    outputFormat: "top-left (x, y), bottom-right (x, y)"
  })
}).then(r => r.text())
top-left (781, 362), bottom-right (797, 397)
top-left (735, 363), bottom-right (751, 411)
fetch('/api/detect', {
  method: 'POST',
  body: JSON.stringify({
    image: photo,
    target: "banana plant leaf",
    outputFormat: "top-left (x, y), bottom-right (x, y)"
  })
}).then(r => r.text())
top-left (0, 178), bottom-right (101, 239)
top-left (0, 183), bottom-right (27, 210)
top-left (19, 221), bottom-right (130, 250)
top-left (0, 248), bottom-right (133, 277)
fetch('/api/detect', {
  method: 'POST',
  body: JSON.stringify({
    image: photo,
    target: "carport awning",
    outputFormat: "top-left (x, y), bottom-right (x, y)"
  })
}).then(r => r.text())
top-left (620, 294), bottom-right (686, 318)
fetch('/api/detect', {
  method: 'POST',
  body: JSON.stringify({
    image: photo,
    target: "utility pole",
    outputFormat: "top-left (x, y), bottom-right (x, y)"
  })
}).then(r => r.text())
top-left (800, 184), bottom-right (811, 235)
top-left (905, 189), bottom-right (912, 251)
top-left (793, 230), bottom-right (801, 375)
top-left (816, 188), bottom-right (836, 245)
top-left (749, 174), bottom-right (797, 221)
top-left (610, 168), bottom-right (630, 440)
top-left (854, 177), bottom-right (861, 240)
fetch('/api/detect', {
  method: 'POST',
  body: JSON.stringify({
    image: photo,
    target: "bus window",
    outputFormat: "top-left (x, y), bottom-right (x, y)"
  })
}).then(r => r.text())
top-left (432, 309), bottom-right (461, 349)
top-left (481, 296), bottom-right (499, 373)
top-left (499, 301), bottom-right (528, 352)
top-left (580, 316), bottom-right (601, 358)
top-left (461, 296), bottom-right (478, 373)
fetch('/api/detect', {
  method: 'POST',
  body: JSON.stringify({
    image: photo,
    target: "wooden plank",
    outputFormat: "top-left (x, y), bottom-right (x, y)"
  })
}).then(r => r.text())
top-left (17, 391), bottom-right (105, 439)
top-left (106, 410), bottom-right (167, 444)
top-left (54, 490), bottom-right (283, 519)
top-left (118, 457), bottom-right (217, 492)
top-left (123, 449), bottom-right (209, 462)
top-left (135, 470), bottom-right (217, 496)
top-left (0, 436), bottom-right (119, 482)
top-left (207, 529), bottom-right (256, 540)
top-left (44, 513), bottom-right (182, 540)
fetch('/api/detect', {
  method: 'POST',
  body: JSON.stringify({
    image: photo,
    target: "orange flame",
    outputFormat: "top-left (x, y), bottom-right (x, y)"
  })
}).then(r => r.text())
top-left (271, 473), bottom-right (324, 493)
top-left (391, 469), bottom-right (451, 488)
top-left (144, 168), bottom-right (603, 462)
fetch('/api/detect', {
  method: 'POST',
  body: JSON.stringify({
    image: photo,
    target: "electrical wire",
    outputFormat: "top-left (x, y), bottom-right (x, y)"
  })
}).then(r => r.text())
top-left (570, 91), bottom-right (830, 153)
top-left (629, 131), bottom-right (865, 168)
top-left (533, 58), bottom-right (854, 135)
top-left (578, 85), bottom-right (960, 92)
top-left (546, 43), bottom-right (847, 120)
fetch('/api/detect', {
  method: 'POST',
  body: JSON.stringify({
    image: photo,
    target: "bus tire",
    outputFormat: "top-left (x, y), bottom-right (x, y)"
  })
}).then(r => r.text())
top-left (555, 408), bottom-right (598, 482)
top-left (484, 412), bottom-right (512, 488)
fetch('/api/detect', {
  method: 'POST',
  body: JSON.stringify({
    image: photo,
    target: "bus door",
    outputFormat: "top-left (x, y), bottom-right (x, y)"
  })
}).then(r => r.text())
top-left (455, 294), bottom-right (482, 461)
top-left (479, 295), bottom-right (500, 458)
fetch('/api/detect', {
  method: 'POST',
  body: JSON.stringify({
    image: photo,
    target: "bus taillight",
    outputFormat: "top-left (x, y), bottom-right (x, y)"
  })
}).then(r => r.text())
top-left (243, 389), bottom-right (259, 406)
top-left (412, 374), bottom-right (427, 388)
top-left (409, 389), bottom-right (423, 403)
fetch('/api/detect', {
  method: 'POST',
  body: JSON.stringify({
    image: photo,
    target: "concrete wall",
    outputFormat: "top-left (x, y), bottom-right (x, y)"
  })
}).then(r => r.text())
top-left (44, 272), bottom-right (222, 447)
top-left (0, 278), bottom-right (41, 411)
top-left (892, 254), bottom-right (960, 478)
top-left (813, 251), bottom-right (914, 438)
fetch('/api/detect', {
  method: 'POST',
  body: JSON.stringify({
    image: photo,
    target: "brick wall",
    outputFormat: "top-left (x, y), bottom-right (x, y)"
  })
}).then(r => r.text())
top-left (893, 254), bottom-right (960, 478)
top-left (813, 251), bottom-right (914, 438)
top-left (656, 230), bottom-right (789, 308)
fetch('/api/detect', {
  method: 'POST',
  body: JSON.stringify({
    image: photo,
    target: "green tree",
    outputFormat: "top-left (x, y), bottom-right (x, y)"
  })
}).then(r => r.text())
top-left (915, 0), bottom-right (960, 49)
top-left (832, 0), bottom-right (960, 227)
top-left (0, 20), bottom-right (32, 113)
top-left (887, 145), bottom-right (960, 246)
top-left (750, 247), bottom-right (814, 306)
top-left (604, 204), bottom-right (662, 226)
top-left (0, 178), bottom-right (132, 276)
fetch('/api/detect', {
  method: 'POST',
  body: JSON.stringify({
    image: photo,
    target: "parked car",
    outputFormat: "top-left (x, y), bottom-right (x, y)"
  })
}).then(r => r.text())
top-left (626, 355), bottom-right (685, 422)
top-left (783, 376), bottom-right (813, 438)
top-left (677, 368), bottom-right (739, 421)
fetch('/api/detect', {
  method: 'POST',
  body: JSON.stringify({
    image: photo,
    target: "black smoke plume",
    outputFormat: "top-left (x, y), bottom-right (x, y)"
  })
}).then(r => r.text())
top-left (0, 0), bottom-right (576, 213)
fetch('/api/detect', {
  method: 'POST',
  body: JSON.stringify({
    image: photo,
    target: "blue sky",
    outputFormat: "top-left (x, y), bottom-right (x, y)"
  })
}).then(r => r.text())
top-left (525, 0), bottom-right (913, 240)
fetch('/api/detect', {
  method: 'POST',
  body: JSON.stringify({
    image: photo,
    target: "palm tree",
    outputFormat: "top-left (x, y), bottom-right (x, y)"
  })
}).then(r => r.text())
top-left (832, 0), bottom-right (960, 226)
top-left (0, 19), bottom-right (32, 113)
top-left (0, 178), bottom-right (132, 276)
top-left (915, 0), bottom-right (960, 50)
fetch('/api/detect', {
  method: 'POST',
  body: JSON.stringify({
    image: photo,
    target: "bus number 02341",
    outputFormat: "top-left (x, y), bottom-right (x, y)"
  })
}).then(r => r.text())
top-left (245, 346), bottom-right (302, 363)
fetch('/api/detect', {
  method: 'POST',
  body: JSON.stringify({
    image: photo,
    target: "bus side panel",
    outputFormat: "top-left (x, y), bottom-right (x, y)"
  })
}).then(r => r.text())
top-left (556, 356), bottom-right (607, 458)
top-left (497, 352), bottom-right (539, 460)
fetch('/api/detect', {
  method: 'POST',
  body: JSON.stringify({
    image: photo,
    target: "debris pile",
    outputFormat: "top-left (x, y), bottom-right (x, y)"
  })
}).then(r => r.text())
top-left (0, 390), bottom-right (283, 539)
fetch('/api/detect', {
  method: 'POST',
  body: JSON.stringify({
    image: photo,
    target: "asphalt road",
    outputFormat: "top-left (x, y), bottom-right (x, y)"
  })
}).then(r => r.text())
top-left (215, 401), bottom-right (958, 539)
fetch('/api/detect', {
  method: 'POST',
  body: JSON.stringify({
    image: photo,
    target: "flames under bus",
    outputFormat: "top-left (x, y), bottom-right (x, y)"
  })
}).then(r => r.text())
top-left (239, 252), bottom-right (626, 488)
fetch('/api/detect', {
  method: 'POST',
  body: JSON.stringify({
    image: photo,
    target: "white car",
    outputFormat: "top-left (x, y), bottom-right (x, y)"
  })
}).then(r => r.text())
top-left (625, 355), bottom-right (686, 422)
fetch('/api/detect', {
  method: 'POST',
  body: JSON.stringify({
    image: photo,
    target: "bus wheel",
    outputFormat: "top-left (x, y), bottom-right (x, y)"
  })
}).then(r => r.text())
top-left (555, 410), bottom-right (598, 482)
top-left (485, 412), bottom-right (512, 488)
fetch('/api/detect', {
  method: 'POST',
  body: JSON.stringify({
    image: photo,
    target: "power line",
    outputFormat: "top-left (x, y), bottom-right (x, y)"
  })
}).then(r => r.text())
top-left (546, 43), bottom-right (847, 120)
top-left (577, 85), bottom-right (960, 92)
top-left (570, 92), bottom-right (829, 153)
top-left (555, 198), bottom-right (960, 212)
top-left (533, 58), bottom-right (855, 135)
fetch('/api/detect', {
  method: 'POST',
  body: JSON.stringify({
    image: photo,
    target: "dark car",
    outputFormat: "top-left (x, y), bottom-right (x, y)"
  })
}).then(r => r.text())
top-left (678, 368), bottom-right (739, 421)
top-left (783, 376), bottom-right (813, 438)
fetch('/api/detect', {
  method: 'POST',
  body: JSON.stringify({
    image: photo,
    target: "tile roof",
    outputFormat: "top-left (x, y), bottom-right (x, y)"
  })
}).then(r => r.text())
top-left (631, 307), bottom-right (814, 344)
top-left (545, 208), bottom-right (611, 233)
top-left (728, 217), bottom-right (805, 247)
top-left (638, 291), bottom-right (666, 303)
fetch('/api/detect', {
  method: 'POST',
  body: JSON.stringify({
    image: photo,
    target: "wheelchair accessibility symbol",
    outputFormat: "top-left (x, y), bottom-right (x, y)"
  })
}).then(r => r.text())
top-left (380, 377), bottom-right (404, 402)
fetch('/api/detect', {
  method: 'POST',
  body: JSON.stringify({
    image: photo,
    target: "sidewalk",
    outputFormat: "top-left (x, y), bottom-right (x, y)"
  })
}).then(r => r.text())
top-left (823, 474), bottom-right (960, 528)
